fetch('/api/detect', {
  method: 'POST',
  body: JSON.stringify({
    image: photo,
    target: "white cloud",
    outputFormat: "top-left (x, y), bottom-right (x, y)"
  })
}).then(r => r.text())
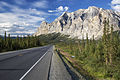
top-left (28, 8), bottom-right (49, 15)
top-left (48, 6), bottom-right (69, 13)
top-left (0, 1), bottom-right (18, 9)
top-left (111, 0), bottom-right (120, 12)
top-left (111, 5), bottom-right (120, 12)
top-left (0, 22), bottom-right (13, 28)
top-left (57, 6), bottom-right (64, 11)
top-left (48, 10), bottom-right (55, 13)
top-left (0, 11), bottom-right (46, 35)
top-left (0, 1), bottom-right (49, 36)
top-left (15, 30), bottom-right (35, 34)
top-left (14, 0), bottom-right (48, 9)
top-left (64, 6), bottom-right (69, 11)
top-left (111, 0), bottom-right (120, 4)
top-left (0, 13), bottom-right (18, 23)
top-left (32, 0), bottom-right (48, 8)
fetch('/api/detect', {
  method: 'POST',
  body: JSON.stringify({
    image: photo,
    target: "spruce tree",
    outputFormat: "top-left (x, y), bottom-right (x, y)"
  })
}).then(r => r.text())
top-left (7, 34), bottom-right (12, 50)
top-left (4, 31), bottom-right (7, 42)
top-left (103, 19), bottom-right (109, 65)
top-left (109, 26), bottom-right (114, 64)
top-left (85, 33), bottom-right (89, 56)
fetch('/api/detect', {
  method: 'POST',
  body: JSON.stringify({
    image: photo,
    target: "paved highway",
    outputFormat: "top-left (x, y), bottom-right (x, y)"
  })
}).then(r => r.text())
top-left (0, 45), bottom-right (53, 80)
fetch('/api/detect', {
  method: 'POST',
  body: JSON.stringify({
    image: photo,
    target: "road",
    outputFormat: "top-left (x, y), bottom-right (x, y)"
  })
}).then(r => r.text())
top-left (0, 45), bottom-right (53, 80)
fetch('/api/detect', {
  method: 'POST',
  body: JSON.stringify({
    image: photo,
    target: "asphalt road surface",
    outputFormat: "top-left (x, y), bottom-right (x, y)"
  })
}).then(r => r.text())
top-left (0, 45), bottom-right (53, 80)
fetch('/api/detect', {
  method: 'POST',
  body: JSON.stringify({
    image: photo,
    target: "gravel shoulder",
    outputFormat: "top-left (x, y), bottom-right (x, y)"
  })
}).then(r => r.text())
top-left (49, 50), bottom-right (72, 80)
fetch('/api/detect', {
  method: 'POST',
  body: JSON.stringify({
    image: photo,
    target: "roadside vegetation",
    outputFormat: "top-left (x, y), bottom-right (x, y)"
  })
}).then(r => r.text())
top-left (56, 20), bottom-right (120, 80)
top-left (0, 19), bottom-right (120, 80)
top-left (57, 20), bottom-right (120, 80)
top-left (0, 33), bottom-right (42, 52)
top-left (38, 19), bottom-right (120, 80)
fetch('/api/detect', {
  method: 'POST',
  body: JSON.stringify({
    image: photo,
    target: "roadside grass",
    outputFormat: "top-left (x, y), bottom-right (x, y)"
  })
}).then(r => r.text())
top-left (56, 46), bottom-right (120, 80)
top-left (56, 48), bottom-right (95, 80)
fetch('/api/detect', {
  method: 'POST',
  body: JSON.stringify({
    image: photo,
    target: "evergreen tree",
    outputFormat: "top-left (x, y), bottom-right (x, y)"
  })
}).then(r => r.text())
top-left (4, 31), bottom-right (7, 42)
top-left (95, 40), bottom-right (104, 63)
top-left (0, 32), bottom-right (43, 52)
top-left (7, 34), bottom-right (12, 50)
top-left (85, 33), bottom-right (89, 56)
top-left (4, 31), bottom-right (7, 49)
top-left (102, 18), bottom-right (109, 65)
top-left (109, 26), bottom-right (114, 64)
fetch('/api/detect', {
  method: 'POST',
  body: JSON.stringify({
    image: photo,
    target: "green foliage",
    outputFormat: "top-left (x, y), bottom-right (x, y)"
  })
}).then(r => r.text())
top-left (113, 71), bottom-right (120, 80)
top-left (40, 19), bottom-right (120, 80)
top-left (0, 32), bottom-right (43, 52)
top-left (0, 19), bottom-right (120, 79)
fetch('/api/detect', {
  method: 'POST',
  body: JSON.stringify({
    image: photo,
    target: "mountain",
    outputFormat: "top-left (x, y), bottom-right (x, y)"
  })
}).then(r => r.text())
top-left (34, 6), bottom-right (120, 39)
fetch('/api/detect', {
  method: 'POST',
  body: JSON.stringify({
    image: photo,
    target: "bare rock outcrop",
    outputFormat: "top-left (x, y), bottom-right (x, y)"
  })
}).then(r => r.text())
top-left (34, 6), bottom-right (120, 39)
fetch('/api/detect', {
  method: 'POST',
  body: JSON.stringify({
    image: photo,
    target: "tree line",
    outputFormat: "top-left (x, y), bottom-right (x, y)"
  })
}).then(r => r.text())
top-left (0, 18), bottom-right (120, 79)
top-left (56, 19), bottom-right (120, 80)
top-left (0, 32), bottom-right (42, 52)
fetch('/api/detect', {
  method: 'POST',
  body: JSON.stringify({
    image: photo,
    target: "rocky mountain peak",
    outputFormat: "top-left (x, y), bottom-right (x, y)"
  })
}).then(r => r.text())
top-left (61, 11), bottom-right (68, 17)
top-left (34, 6), bottom-right (120, 39)
top-left (41, 21), bottom-right (48, 25)
top-left (88, 6), bottom-right (100, 9)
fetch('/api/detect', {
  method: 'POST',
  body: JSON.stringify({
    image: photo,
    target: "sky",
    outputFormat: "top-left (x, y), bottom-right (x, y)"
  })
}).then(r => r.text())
top-left (0, 0), bottom-right (120, 36)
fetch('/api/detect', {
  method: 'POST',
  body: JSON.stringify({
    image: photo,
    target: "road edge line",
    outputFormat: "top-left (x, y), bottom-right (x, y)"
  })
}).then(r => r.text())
top-left (19, 49), bottom-right (49, 80)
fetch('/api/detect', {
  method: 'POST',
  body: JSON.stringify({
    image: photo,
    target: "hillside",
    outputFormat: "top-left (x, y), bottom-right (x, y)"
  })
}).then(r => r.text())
top-left (34, 6), bottom-right (120, 39)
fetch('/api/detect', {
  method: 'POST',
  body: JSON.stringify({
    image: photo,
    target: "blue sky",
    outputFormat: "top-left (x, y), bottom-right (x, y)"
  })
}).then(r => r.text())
top-left (0, 0), bottom-right (120, 36)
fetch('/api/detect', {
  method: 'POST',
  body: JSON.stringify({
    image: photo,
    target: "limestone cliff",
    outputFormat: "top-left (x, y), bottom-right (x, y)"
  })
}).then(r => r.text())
top-left (34, 6), bottom-right (120, 39)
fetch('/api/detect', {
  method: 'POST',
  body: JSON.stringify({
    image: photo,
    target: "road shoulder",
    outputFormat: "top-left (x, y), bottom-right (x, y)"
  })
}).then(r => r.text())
top-left (49, 50), bottom-right (72, 80)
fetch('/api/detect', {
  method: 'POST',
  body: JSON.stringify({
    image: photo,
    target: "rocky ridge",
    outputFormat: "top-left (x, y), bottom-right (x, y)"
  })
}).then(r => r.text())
top-left (34, 6), bottom-right (120, 39)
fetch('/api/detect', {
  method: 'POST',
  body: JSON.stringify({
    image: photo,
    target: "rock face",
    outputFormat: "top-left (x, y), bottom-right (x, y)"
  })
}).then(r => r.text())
top-left (34, 6), bottom-right (120, 39)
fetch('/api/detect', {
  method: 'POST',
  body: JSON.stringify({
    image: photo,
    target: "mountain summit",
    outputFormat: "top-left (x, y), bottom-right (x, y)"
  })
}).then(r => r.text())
top-left (34, 6), bottom-right (120, 39)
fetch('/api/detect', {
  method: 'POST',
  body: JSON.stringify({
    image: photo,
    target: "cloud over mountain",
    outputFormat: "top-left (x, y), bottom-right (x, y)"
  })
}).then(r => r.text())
top-left (111, 0), bottom-right (120, 12)
top-left (34, 6), bottom-right (120, 39)
top-left (48, 6), bottom-right (69, 13)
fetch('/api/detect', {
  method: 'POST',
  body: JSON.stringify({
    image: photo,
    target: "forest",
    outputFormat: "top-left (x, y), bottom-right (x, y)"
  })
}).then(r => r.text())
top-left (0, 19), bottom-right (120, 80)
top-left (56, 20), bottom-right (120, 80)
top-left (38, 19), bottom-right (120, 80)
top-left (0, 32), bottom-right (42, 52)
